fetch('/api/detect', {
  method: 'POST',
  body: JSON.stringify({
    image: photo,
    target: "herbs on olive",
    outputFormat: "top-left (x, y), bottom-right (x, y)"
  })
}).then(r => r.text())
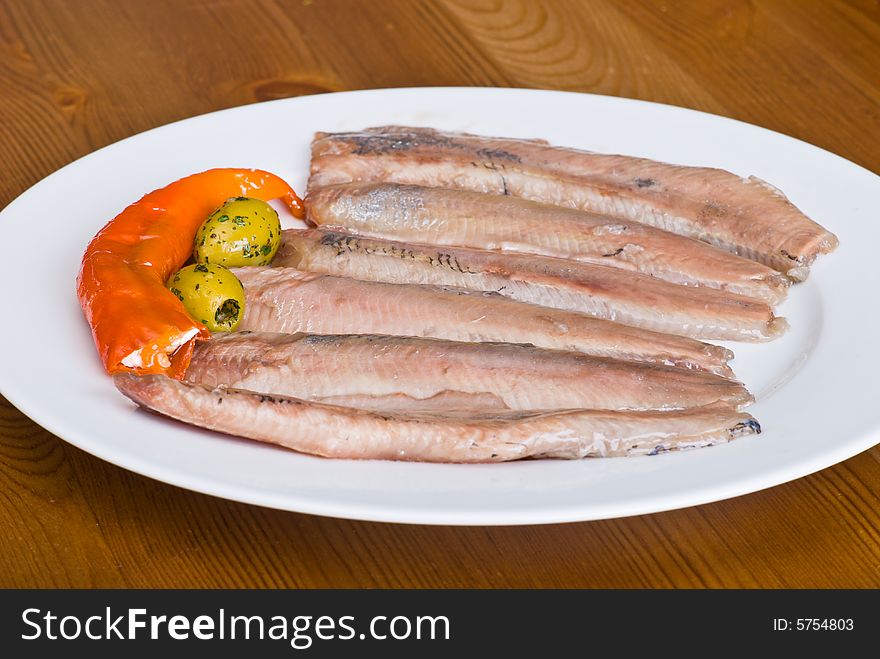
top-left (194, 197), bottom-right (282, 267)
top-left (167, 263), bottom-right (245, 332)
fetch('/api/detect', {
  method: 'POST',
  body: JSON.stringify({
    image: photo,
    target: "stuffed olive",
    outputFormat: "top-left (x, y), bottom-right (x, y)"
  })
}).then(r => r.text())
top-left (194, 197), bottom-right (281, 267)
top-left (167, 263), bottom-right (245, 332)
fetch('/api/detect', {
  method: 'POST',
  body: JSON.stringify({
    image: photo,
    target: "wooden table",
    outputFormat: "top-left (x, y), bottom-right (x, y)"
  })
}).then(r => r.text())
top-left (2, 0), bottom-right (879, 588)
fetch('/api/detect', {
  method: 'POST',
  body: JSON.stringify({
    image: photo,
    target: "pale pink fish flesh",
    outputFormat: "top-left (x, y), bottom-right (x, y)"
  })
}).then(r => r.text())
top-left (184, 331), bottom-right (753, 412)
top-left (306, 182), bottom-right (788, 303)
top-left (274, 229), bottom-right (788, 342)
top-left (235, 266), bottom-right (734, 377)
top-left (309, 126), bottom-right (838, 280)
top-left (114, 373), bottom-right (761, 462)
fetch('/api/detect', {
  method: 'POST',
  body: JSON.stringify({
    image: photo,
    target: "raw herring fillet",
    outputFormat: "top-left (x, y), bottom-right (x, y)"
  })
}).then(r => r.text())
top-left (274, 229), bottom-right (788, 342)
top-left (307, 182), bottom-right (788, 304)
top-left (309, 126), bottom-right (838, 280)
top-left (184, 332), bottom-right (753, 412)
top-left (235, 266), bottom-right (734, 377)
top-left (114, 373), bottom-right (761, 462)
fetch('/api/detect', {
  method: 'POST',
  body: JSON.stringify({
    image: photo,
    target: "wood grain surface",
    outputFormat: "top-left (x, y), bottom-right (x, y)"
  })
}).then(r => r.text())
top-left (1, 0), bottom-right (879, 588)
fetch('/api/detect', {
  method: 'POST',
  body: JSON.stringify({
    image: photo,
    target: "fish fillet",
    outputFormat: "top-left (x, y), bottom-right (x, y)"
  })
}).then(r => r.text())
top-left (114, 373), bottom-right (761, 462)
top-left (235, 266), bottom-right (734, 377)
top-left (309, 126), bottom-right (838, 280)
top-left (184, 332), bottom-right (753, 412)
top-left (307, 182), bottom-right (788, 303)
top-left (275, 229), bottom-right (788, 342)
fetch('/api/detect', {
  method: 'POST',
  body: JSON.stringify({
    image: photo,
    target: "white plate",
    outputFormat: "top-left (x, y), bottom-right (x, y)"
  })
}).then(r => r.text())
top-left (1, 88), bottom-right (878, 525)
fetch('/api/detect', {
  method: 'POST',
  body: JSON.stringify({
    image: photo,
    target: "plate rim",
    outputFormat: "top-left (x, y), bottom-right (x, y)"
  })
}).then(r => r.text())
top-left (1, 86), bottom-right (878, 526)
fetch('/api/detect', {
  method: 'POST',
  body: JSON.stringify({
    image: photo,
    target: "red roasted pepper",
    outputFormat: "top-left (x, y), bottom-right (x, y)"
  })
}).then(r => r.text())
top-left (77, 168), bottom-right (304, 378)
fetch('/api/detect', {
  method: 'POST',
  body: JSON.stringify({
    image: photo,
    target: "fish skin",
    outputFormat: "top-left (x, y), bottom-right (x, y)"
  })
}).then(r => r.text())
top-left (235, 266), bottom-right (734, 377)
top-left (275, 229), bottom-right (788, 342)
top-left (113, 373), bottom-right (761, 462)
top-left (184, 331), bottom-right (753, 412)
top-left (309, 126), bottom-right (838, 280)
top-left (306, 182), bottom-right (789, 304)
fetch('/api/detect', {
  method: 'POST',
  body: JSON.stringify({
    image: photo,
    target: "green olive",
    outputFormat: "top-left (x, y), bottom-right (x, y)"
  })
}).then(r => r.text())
top-left (193, 197), bottom-right (281, 267)
top-left (167, 263), bottom-right (245, 332)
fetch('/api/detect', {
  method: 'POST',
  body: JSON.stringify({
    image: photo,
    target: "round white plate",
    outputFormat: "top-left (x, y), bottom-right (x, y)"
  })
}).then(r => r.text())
top-left (1, 88), bottom-right (878, 525)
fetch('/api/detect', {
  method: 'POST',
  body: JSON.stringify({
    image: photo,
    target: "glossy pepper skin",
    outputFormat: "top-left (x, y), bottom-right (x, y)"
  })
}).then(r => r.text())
top-left (76, 168), bottom-right (304, 378)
